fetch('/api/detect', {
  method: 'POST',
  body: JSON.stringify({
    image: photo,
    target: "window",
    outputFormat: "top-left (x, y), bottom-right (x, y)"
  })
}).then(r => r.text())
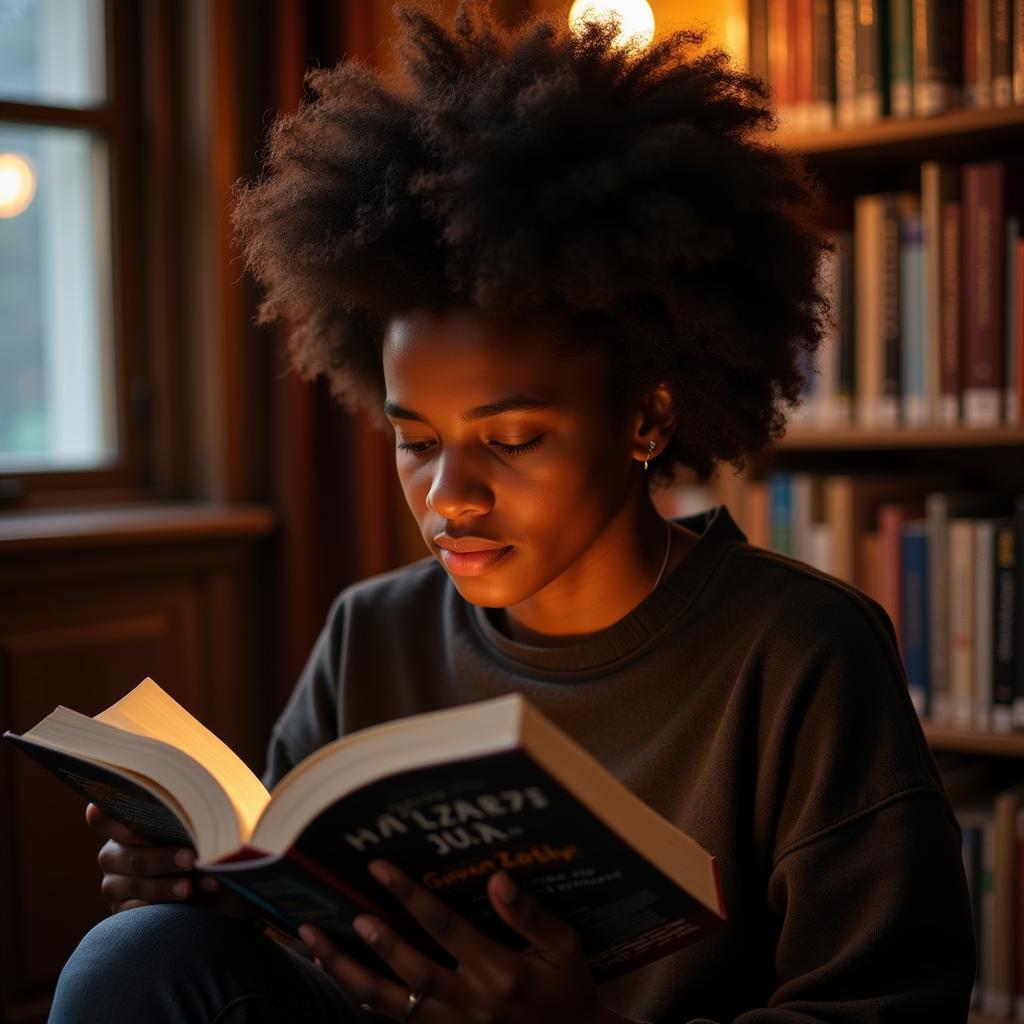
top-left (0, 0), bottom-right (143, 500)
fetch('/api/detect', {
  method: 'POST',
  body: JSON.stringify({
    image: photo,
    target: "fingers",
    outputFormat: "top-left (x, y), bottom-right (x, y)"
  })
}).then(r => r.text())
top-left (366, 860), bottom-right (507, 971)
top-left (85, 803), bottom-right (154, 846)
top-left (487, 870), bottom-right (586, 968)
top-left (299, 925), bottom-right (452, 1023)
top-left (95, 836), bottom-right (217, 913)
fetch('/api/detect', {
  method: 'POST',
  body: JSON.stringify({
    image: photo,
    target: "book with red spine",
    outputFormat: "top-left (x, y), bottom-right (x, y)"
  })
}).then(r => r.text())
top-left (961, 162), bottom-right (1006, 427)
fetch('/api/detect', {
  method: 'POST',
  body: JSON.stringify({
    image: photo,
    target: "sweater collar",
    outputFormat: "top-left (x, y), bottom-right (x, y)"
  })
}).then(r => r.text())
top-left (466, 504), bottom-right (746, 676)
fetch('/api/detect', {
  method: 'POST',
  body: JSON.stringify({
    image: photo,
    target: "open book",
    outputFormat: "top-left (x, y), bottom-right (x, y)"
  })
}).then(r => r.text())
top-left (4, 679), bottom-right (726, 982)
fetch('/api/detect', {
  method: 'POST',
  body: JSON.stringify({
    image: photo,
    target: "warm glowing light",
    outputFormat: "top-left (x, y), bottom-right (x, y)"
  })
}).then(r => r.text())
top-left (0, 153), bottom-right (37, 218)
top-left (568, 0), bottom-right (656, 49)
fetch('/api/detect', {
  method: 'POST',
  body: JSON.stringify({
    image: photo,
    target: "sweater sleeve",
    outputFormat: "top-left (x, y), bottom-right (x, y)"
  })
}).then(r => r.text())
top-left (674, 572), bottom-right (976, 1023)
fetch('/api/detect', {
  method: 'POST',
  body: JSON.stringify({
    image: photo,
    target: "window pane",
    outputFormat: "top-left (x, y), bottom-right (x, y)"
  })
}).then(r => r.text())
top-left (0, 123), bottom-right (117, 470)
top-left (0, 0), bottom-right (106, 107)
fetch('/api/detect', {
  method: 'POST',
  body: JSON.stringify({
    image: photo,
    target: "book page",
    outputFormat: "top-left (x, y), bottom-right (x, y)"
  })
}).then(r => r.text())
top-left (97, 679), bottom-right (269, 840)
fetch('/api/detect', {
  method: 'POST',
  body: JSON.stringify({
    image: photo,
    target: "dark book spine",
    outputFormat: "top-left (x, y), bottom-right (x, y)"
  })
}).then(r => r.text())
top-left (749, 0), bottom-right (771, 85)
top-left (940, 199), bottom-right (962, 423)
top-left (882, 196), bottom-right (902, 416)
top-left (770, 473), bottom-right (793, 555)
top-left (901, 526), bottom-right (930, 716)
top-left (913, 0), bottom-right (962, 113)
top-left (964, 0), bottom-right (978, 106)
top-left (835, 0), bottom-right (858, 124)
top-left (1015, 495), bottom-right (1024, 729)
top-left (855, 0), bottom-right (891, 122)
top-left (838, 228), bottom-right (856, 405)
top-left (812, 0), bottom-right (836, 127)
top-left (975, 0), bottom-right (993, 108)
top-left (961, 162), bottom-right (1006, 426)
top-left (993, 0), bottom-right (1013, 103)
top-left (890, 0), bottom-right (914, 115)
top-left (992, 520), bottom-right (1016, 732)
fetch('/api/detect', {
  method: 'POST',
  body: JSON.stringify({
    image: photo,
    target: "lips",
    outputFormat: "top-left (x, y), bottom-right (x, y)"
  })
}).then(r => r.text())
top-left (433, 534), bottom-right (513, 576)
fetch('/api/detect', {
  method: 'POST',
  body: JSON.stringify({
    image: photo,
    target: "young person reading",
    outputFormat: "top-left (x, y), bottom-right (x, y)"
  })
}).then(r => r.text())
top-left (49, 2), bottom-right (975, 1022)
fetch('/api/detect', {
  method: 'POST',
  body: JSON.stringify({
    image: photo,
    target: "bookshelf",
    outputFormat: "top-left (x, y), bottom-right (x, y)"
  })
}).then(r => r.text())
top-left (738, 1), bottom-right (1024, 1018)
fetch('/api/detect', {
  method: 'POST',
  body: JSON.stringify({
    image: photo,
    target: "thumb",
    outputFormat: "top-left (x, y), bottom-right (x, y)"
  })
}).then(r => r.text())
top-left (487, 870), bottom-right (584, 966)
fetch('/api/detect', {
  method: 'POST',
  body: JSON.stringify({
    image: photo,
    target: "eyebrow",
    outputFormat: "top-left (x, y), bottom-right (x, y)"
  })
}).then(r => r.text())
top-left (383, 394), bottom-right (554, 424)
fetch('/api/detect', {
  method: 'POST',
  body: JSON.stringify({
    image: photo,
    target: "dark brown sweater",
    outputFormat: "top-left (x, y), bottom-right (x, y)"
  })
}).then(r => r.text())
top-left (264, 505), bottom-right (975, 1023)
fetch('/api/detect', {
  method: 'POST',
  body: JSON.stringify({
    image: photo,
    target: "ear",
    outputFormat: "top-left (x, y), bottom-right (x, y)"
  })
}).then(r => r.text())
top-left (631, 383), bottom-right (677, 468)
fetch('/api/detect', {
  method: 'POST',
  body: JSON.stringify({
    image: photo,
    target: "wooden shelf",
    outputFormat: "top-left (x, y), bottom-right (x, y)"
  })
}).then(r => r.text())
top-left (923, 726), bottom-right (1024, 758)
top-left (764, 103), bottom-right (1024, 160)
top-left (969, 1014), bottom-right (1015, 1024)
top-left (775, 425), bottom-right (1024, 451)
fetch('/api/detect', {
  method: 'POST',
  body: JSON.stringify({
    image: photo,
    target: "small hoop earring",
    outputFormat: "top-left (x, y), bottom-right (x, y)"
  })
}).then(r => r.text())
top-left (643, 440), bottom-right (656, 471)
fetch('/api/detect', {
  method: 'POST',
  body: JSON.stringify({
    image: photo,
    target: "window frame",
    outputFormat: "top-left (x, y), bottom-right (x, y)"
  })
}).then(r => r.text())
top-left (0, 0), bottom-right (151, 509)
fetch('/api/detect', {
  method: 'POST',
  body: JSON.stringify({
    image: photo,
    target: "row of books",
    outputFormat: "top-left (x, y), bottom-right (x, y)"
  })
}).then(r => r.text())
top-left (749, 0), bottom-right (1024, 131)
top-left (792, 159), bottom-right (1024, 430)
top-left (658, 477), bottom-right (1024, 731)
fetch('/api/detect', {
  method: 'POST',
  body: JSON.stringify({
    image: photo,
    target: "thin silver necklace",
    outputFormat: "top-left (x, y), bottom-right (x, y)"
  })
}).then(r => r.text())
top-left (649, 519), bottom-right (673, 596)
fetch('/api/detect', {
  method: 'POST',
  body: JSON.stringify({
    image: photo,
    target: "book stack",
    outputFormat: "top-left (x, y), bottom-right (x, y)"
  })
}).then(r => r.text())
top-left (749, 0), bottom-right (1024, 130)
top-left (791, 159), bottom-right (1024, 430)
top-left (666, 478), bottom-right (1024, 733)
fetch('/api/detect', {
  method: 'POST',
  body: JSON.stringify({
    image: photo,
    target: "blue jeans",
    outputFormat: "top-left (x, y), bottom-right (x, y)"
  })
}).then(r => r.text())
top-left (49, 904), bottom-right (379, 1023)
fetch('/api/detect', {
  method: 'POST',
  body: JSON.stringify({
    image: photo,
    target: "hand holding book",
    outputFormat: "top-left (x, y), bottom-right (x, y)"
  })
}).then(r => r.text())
top-left (299, 857), bottom-right (643, 1024)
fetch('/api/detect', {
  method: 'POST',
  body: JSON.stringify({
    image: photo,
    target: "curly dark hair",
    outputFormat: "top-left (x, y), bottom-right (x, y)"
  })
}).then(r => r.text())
top-left (232, 0), bottom-right (831, 483)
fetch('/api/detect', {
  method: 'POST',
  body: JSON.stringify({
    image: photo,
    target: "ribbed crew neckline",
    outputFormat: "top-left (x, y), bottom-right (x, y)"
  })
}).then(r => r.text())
top-left (467, 504), bottom-right (746, 675)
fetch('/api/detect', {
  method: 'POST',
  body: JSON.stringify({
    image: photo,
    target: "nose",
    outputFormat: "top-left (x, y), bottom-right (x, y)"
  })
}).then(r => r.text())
top-left (425, 450), bottom-right (494, 520)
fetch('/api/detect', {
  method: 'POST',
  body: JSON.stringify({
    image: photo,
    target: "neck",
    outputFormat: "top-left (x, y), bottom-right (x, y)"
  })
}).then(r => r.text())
top-left (497, 486), bottom-right (687, 648)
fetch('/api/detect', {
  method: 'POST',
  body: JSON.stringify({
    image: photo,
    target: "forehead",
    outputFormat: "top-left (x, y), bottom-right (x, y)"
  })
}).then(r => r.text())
top-left (382, 307), bottom-right (607, 404)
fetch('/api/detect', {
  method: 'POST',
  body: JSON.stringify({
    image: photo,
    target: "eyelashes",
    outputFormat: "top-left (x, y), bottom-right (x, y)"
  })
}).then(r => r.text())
top-left (396, 433), bottom-right (548, 457)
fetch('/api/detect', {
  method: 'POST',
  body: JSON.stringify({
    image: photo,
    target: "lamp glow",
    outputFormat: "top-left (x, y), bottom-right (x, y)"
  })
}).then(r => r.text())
top-left (568, 0), bottom-right (656, 48)
top-left (0, 153), bottom-right (37, 218)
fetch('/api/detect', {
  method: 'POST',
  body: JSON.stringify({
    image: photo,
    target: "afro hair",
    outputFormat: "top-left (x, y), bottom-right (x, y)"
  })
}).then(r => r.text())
top-left (232, 0), bottom-right (832, 483)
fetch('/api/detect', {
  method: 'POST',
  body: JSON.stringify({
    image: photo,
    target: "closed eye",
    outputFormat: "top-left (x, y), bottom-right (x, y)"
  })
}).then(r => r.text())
top-left (490, 434), bottom-right (547, 456)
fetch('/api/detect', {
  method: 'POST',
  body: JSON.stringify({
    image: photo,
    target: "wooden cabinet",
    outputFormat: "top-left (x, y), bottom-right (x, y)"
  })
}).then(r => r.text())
top-left (0, 505), bottom-right (275, 1023)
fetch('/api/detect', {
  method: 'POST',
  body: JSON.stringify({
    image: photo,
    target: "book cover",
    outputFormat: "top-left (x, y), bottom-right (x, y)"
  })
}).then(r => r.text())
top-left (962, 162), bottom-right (1006, 427)
top-left (5, 685), bottom-right (727, 985)
top-left (835, 0), bottom-right (858, 124)
top-left (974, 519), bottom-right (995, 732)
top-left (993, 0), bottom-right (1013, 103)
top-left (940, 198), bottom-right (962, 424)
top-left (974, 0), bottom-right (994, 108)
top-left (811, 0), bottom-right (836, 128)
top-left (854, 0), bottom-right (891, 122)
top-left (899, 195), bottom-right (925, 424)
top-left (949, 518), bottom-right (977, 730)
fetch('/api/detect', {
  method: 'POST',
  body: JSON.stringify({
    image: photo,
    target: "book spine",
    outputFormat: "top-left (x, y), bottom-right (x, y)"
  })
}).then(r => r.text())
top-left (1015, 497), bottom-right (1024, 729)
top-left (993, 0), bottom-right (1014, 103)
top-left (749, 0), bottom-right (771, 84)
top-left (927, 493), bottom-right (952, 723)
top-left (964, 0), bottom-right (979, 107)
top-left (901, 526), bottom-right (930, 716)
top-left (913, 0), bottom-right (961, 113)
top-left (878, 505), bottom-right (905, 637)
top-left (940, 199), bottom-right (962, 424)
top-left (881, 196), bottom-right (902, 426)
top-left (770, 473), bottom-right (794, 555)
top-left (921, 162), bottom-right (952, 424)
top-left (993, 789), bottom-right (1020, 1016)
top-left (1016, 0), bottom-right (1024, 102)
top-left (855, 0), bottom-right (890, 123)
top-left (768, 0), bottom-right (792, 120)
top-left (835, 0), bottom-right (859, 123)
top-left (975, 520), bottom-right (995, 731)
top-left (812, 0), bottom-right (836, 128)
top-left (1008, 214), bottom-right (1021, 424)
top-left (1016, 807), bottom-right (1024, 1021)
top-left (1017, 238), bottom-right (1024, 425)
top-left (982, 817), bottom-right (996, 1013)
top-left (949, 519), bottom-right (976, 730)
top-left (793, 0), bottom-right (815, 130)
top-left (855, 195), bottom-right (885, 425)
top-left (993, 521), bottom-right (1016, 733)
top-left (901, 204), bottom-right (927, 424)
top-left (976, 0), bottom-right (994, 109)
top-left (890, 0), bottom-right (914, 115)
top-left (962, 162), bottom-right (1006, 427)
top-left (837, 229), bottom-right (856, 419)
